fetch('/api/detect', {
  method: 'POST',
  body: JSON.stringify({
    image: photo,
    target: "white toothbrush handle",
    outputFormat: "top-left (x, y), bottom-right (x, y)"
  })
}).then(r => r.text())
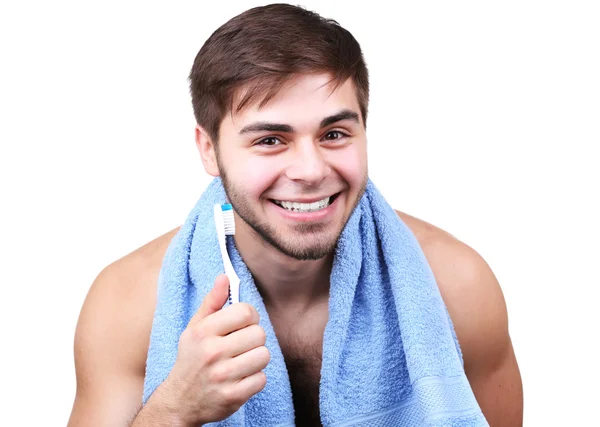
top-left (214, 205), bottom-right (240, 304)
top-left (223, 249), bottom-right (240, 304)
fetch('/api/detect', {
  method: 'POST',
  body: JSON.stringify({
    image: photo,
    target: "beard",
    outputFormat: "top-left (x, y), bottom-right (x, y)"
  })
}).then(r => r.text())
top-left (218, 165), bottom-right (367, 261)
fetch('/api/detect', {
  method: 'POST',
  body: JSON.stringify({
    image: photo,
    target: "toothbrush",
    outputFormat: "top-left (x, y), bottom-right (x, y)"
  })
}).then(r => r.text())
top-left (213, 203), bottom-right (240, 304)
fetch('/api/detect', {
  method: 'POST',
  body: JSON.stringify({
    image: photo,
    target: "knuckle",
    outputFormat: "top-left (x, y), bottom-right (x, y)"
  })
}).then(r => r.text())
top-left (254, 325), bottom-right (267, 345)
top-left (208, 363), bottom-right (230, 384)
top-left (201, 342), bottom-right (224, 365)
top-left (221, 386), bottom-right (245, 407)
top-left (188, 323), bottom-right (208, 343)
top-left (256, 371), bottom-right (267, 390)
top-left (258, 346), bottom-right (271, 366)
top-left (239, 303), bottom-right (257, 324)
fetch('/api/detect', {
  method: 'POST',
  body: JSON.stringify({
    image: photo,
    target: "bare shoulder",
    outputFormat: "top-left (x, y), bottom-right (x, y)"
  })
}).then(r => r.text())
top-left (69, 227), bottom-right (180, 425)
top-left (395, 211), bottom-right (506, 353)
top-left (75, 226), bottom-right (181, 371)
top-left (395, 210), bottom-right (523, 426)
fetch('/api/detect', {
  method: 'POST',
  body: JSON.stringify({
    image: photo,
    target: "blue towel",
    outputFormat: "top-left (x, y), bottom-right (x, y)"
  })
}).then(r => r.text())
top-left (143, 177), bottom-right (488, 426)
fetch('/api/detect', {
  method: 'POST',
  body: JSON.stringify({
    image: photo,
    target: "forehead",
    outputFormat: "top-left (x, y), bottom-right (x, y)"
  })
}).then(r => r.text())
top-left (226, 73), bottom-right (363, 130)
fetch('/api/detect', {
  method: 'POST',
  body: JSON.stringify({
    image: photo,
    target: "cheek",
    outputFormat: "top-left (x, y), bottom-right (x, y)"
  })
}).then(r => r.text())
top-left (328, 146), bottom-right (367, 185)
top-left (228, 154), bottom-right (281, 197)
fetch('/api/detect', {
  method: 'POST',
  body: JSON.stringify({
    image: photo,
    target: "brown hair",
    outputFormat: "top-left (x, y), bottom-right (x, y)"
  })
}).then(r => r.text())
top-left (189, 3), bottom-right (370, 143)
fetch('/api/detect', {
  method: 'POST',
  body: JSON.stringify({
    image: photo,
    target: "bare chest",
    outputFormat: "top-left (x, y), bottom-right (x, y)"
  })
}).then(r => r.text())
top-left (270, 308), bottom-right (328, 426)
top-left (280, 336), bottom-right (323, 426)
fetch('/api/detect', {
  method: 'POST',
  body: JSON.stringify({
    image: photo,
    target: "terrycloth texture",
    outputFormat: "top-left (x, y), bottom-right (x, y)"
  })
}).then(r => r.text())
top-left (143, 178), bottom-right (488, 427)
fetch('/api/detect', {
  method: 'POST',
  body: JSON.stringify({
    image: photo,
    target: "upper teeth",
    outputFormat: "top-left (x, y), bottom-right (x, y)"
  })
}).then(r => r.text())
top-left (274, 196), bottom-right (331, 212)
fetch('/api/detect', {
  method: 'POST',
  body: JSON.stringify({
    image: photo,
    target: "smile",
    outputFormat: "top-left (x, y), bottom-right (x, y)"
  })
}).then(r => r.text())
top-left (270, 193), bottom-right (340, 213)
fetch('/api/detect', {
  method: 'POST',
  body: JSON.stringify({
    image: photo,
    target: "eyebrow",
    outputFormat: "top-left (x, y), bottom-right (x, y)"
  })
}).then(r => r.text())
top-left (238, 109), bottom-right (360, 135)
top-left (319, 109), bottom-right (360, 128)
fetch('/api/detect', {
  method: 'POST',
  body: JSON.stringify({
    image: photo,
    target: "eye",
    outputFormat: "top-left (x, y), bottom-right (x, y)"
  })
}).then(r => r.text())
top-left (322, 130), bottom-right (349, 142)
top-left (255, 136), bottom-right (282, 147)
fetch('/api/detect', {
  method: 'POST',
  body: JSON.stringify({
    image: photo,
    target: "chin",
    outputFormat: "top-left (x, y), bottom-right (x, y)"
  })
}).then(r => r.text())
top-left (259, 221), bottom-right (341, 261)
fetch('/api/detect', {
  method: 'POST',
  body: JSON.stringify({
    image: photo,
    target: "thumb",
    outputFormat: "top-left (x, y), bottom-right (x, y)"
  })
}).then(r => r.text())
top-left (193, 274), bottom-right (231, 321)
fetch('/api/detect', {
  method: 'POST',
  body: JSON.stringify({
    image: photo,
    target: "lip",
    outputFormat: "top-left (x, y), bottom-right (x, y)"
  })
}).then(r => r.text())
top-left (267, 192), bottom-right (341, 223)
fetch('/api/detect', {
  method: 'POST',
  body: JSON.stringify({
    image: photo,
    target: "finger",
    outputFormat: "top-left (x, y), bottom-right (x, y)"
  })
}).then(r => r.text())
top-left (233, 370), bottom-right (268, 400)
top-left (231, 346), bottom-right (271, 379)
top-left (191, 274), bottom-right (231, 322)
top-left (221, 324), bottom-right (267, 358)
top-left (212, 346), bottom-right (270, 384)
top-left (200, 302), bottom-right (260, 337)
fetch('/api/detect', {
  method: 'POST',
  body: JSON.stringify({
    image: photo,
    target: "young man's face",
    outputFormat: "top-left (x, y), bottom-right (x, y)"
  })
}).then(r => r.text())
top-left (203, 73), bottom-right (368, 260)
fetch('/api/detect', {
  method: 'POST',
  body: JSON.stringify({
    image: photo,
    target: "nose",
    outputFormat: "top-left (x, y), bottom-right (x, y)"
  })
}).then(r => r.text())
top-left (285, 140), bottom-right (331, 186)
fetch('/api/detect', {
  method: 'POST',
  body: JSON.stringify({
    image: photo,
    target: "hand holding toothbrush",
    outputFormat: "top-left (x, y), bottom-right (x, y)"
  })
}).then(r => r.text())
top-left (141, 274), bottom-right (269, 426)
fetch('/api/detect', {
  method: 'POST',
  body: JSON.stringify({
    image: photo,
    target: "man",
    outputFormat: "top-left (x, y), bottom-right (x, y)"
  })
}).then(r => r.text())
top-left (68, 4), bottom-right (523, 426)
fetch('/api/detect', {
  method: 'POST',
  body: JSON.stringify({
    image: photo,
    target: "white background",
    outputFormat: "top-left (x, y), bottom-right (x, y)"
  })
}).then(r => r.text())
top-left (1, 1), bottom-right (598, 425)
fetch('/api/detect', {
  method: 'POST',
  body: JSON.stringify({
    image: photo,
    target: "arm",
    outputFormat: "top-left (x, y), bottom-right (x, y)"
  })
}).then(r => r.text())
top-left (68, 259), bottom-right (268, 426)
top-left (435, 241), bottom-right (524, 426)
top-left (395, 211), bottom-right (523, 425)
top-left (67, 260), bottom-right (181, 426)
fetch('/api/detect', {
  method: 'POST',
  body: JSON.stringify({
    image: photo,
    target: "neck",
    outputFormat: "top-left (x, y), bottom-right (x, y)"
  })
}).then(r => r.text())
top-left (233, 226), bottom-right (333, 313)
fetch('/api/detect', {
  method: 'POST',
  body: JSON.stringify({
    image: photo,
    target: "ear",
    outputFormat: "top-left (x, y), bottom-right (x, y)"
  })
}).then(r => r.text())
top-left (195, 125), bottom-right (220, 177)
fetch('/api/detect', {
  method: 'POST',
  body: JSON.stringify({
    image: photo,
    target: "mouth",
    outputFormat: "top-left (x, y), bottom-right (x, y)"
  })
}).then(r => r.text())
top-left (269, 192), bottom-right (341, 213)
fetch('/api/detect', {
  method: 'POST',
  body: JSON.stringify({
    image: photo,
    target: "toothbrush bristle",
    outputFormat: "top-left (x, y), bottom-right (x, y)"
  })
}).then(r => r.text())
top-left (222, 204), bottom-right (235, 235)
